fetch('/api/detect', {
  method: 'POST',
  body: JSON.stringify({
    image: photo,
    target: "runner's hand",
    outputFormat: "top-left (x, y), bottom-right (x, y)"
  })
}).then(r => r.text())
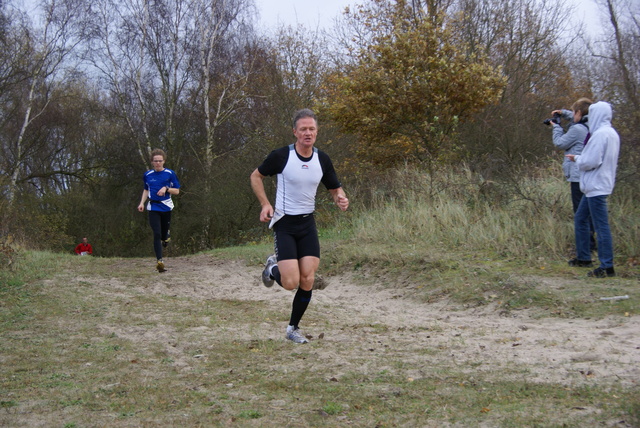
top-left (337, 195), bottom-right (349, 211)
top-left (260, 205), bottom-right (274, 223)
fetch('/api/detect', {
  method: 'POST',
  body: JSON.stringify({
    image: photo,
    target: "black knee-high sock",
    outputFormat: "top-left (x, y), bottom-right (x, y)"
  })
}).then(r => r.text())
top-left (271, 265), bottom-right (283, 286)
top-left (289, 288), bottom-right (312, 329)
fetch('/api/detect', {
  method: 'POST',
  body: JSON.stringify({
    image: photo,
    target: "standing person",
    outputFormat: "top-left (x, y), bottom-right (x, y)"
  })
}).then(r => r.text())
top-left (549, 98), bottom-right (592, 212)
top-left (250, 109), bottom-right (349, 344)
top-left (74, 237), bottom-right (93, 256)
top-left (137, 148), bottom-right (181, 273)
top-left (566, 101), bottom-right (620, 277)
top-left (548, 97), bottom-right (596, 257)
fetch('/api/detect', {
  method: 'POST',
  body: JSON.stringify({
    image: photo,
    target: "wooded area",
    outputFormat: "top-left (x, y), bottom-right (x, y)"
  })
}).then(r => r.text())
top-left (1, 0), bottom-right (638, 257)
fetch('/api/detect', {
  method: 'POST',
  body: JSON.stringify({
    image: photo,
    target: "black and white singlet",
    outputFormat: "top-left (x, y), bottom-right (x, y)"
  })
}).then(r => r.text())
top-left (257, 144), bottom-right (341, 215)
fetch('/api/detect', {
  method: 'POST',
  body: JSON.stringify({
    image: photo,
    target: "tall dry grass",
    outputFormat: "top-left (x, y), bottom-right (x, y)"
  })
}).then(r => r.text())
top-left (344, 164), bottom-right (639, 263)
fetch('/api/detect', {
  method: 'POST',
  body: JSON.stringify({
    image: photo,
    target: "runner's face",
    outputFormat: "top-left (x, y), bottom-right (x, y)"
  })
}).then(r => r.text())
top-left (293, 117), bottom-right (317, 150)
top-left (152, 155), bottom-right (165, 171)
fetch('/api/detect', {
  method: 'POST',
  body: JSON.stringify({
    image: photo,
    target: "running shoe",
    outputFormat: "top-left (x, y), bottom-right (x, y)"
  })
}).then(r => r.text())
top-left (286, 326), bottom-right (309, 344)
top-left (162, 237), bottom-right (171, 248)
top-left (156, 260), bottom-right (166, 273)
top-left (262, 254), bottom-right (277, 287)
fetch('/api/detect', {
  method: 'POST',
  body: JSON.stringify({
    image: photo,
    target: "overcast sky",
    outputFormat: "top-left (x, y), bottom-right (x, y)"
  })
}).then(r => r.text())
top-left (254, 0), bottom-right (603, 33)
top-left (255, 0), bottom-right (357, 30)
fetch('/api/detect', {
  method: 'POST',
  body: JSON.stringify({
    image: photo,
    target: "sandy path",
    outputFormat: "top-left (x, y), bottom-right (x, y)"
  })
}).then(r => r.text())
top-left (106, 255), bottom-right (640, 388)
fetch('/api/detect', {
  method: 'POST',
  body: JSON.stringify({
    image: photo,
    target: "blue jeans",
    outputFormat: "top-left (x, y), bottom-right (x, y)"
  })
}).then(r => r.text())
top-left (570, 182), bottom-right (583, 213)
top-left (575, 195), bottom-right (613, 268)
top-left (570, 182), bottom-right (596, 250)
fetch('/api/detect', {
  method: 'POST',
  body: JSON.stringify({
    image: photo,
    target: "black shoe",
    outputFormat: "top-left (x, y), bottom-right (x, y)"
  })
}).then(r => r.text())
top-left (162, 230), bottom-right (171, 248)
top-left (568, 258), bottom-right (593, 267)
top-left (587, 267), bottom-right (615, 278)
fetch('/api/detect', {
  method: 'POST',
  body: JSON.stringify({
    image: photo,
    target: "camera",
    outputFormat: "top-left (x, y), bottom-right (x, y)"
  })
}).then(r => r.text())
top-left (544, 112), bottom-right (561, 125)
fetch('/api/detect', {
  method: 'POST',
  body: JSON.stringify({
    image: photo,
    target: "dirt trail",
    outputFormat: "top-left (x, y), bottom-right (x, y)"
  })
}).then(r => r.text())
top-left (108, 255), bottom-right (640, 388)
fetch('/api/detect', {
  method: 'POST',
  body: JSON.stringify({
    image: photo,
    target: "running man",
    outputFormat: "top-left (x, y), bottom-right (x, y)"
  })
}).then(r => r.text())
top-left (138, 148), bottom-right (181, 272)
top-left (250, 109), bottom-right (349, 343)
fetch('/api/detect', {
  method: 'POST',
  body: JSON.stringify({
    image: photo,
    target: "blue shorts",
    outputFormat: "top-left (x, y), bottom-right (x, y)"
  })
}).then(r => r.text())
top-left (273, 214), bottom-right (320, 261)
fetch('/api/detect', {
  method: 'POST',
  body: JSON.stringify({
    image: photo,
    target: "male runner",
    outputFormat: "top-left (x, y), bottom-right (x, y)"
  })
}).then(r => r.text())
top-left (250, 109), bottom-right (349, 343)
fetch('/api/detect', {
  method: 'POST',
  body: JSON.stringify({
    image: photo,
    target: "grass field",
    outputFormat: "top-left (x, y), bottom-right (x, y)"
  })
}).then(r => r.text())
top-left (1, 245), bottom-right (638, 427)
top-left (2, 166), bottom-right (639, 427)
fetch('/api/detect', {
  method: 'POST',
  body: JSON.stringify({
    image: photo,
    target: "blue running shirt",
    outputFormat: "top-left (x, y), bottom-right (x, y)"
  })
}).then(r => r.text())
top-left (143, 168), bottom-right (181, 212)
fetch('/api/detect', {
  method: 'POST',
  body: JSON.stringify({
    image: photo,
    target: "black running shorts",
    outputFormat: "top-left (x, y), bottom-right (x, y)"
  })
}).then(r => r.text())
top-left (273, 214), bottom-right (320, 261)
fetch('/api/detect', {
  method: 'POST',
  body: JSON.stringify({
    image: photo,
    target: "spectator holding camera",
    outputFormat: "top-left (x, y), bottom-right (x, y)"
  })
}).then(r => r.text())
top-left (548, 97), bottom-right (592, 212)
top-left (547, 97), bottom-right (596, 253)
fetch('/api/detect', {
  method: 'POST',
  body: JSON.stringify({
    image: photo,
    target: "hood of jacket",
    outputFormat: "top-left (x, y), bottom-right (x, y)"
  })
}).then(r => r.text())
top-left (588, 101), bottom-right (612, 134)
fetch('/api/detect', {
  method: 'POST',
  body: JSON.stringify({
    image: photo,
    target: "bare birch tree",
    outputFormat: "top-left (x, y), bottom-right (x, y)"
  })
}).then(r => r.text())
top-left (584, 0), bottom-right (639, 177)
top-left (87, 0), bottom-right (196, 166)
top-left (192, 0), bottom-right (253, 176)
top-left (586, 0), bottom-right (639, 118)
top-left (2, 0), bottom-right (85, 204)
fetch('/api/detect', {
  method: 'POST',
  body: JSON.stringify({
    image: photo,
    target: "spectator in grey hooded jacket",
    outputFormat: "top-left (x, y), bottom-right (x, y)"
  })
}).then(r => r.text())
top-left (550, 97), bottom-right (595, 251)
top-left (550, 98), bottom-right (592, 212)
top-left (566, 101), bottom-right (620, 278)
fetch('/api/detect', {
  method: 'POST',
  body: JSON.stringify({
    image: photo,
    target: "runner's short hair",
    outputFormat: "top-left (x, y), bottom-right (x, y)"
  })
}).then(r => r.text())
top-left (150, 148), bottom-right (167, 162)
top-left (293, 109), bottom-right (317, 129)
